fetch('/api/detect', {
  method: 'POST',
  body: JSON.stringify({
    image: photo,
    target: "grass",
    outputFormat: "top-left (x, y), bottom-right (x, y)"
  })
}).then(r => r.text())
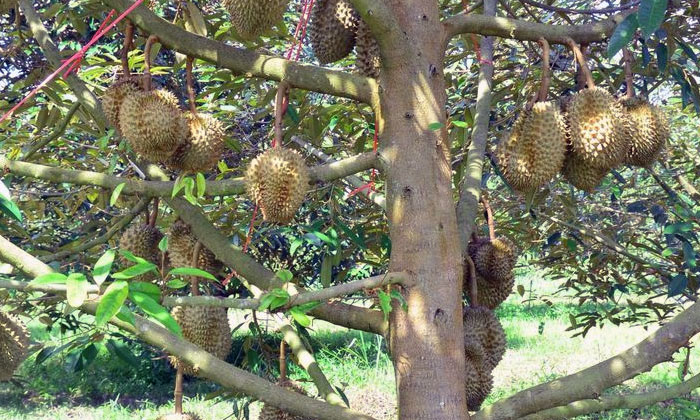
top-left (1, 270), bottom-right (699, 419)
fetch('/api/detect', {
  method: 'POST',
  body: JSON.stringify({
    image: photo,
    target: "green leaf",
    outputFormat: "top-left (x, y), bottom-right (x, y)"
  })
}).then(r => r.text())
top-left (115, 306), bottom-right (135, 326)
top-left (110, 182), bottom-right (126, 207)
top-left (31, 273), bottom-right (67, 285)
top-left (196, 173), bottom-right (206, 198)
top-left (106, 339), bottom-right (140, 367)
top-left (158, 236), bottom-right (168, 253)
top-left (166, 279), bottom-right (189, 289)
top-left (428, 122), bottom-right (444, 131)
top-left (451, 120), bottom-right (469, 128)
top-left (184, 1), bottom-right (208, 36)
top-left (664, 222), bottom-right (693, 234)
top-left (129, 281), bottom-right (161, 302)
top-left (95, 281), bottom-right (128, 327)
top-left (292, 301), bottom-right (321, 312)
top-left (0, 195), bottom-right (22, 223)
top-left (656, 43), bottom-right (668, 72)
top-left (172, 174), bottom-right (186, 198)
top-left (258, 294), bottom-right (276, 311)
top-left (118, 250), bottom-right (149, 264)
top-left (638, 0), bottom-right (668, 39)
top-left (320, 255), bottom-right (332, 288)
top-left (112, 262), bottom-right (157, 280)
top-left (607, 14), bottom-right (638, 57)
top-left (289, 238), bottom-right (303, 256)
top-left (92, 250), bottom-right (115, 286)
top-left (276, 269), bottom-right (293, 283)
top-left (183, 177), bottom-right (196, 204)
top-left (66, 273), bottom-right (88, 307)
top-left (668, 274), bottom-right (688, 297)
top-left (168, 267), bottom-right (217, 281)
top-left (289, 307), bottom-right (311, 327)
top-left (390, 289), bottom-right (408, 312)
top-left (377, 290), bottom-right (392, 320)
top-left (129, 291), bottom-right (182, 337)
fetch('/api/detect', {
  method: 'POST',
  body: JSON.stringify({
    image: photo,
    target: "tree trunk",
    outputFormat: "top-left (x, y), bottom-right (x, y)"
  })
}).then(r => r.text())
top-left (379, 1), bottom-right (468, 419)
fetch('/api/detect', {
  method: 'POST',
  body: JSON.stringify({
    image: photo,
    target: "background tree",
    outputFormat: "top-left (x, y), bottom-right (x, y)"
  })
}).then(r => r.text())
top-left (0, 0), bottom-right (699, 419)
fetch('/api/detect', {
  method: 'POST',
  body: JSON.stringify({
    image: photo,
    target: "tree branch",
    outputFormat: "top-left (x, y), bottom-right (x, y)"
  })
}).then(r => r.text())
top-left (443, 10), bottom-right (630, 45)
top-left (21, 102), bottom-right (81, 161)
top-left (520, 372), bottom-right (700, 420)
top-left (0, 237), bottom-right (376, 420)
top-left (161, 272), bottom-right (409, 309)
top-left (519, 0), bottom-right (639, 15)
top-left (103, 0), bottom-right (377, 105)
top-left (18, 0), bottom-right (106, 129)
top-left (0, 152), bottom-right (377, 198)
top-left (456, 0), bottom-right (496, 254)
top-left (473, 300), bottom-right (700, 420)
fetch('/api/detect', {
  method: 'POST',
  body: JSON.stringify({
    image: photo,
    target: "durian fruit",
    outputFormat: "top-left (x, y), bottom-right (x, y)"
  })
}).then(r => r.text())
top-left (222, 0), bottom-right (289, 39)
top-left (464, 355), bottom-right (493, 411)
top-left (259, 379), bottom-right (315, 420)
top-left (101, 75), bottom-right (145, 131)
top-left (168, 219), bottom-right (222, 276)
top-left (156, 413), bottom-right (202, 420)
top-left (0, 311), bottom-right (29, 381)
top-left (355, 19), bottom-right (380, 78)
top-left (245, 147), bottom-right (310, 224)
top-left (119, 223), bottom-right (164, 265)
top-left (619, 97), bottom-right (666, 167)
top-left (497, 101), bottom-right (568, 192)
top-left (169, 306), bottom-right (232, 376)
top-left (561, 154), bottom-right (608, 192)
top-left (467, 237), bottom-right (516, 309)
top-left (119, 89), bottom-right (187, 162)
top-left (168, 112), bottom-right (225, 173)
top-left (309, 0), bottom-right (359, 64)
top-left (566, 87), bottom-right (630, 169)
top-left (463, 306), bottom-right (506, 371)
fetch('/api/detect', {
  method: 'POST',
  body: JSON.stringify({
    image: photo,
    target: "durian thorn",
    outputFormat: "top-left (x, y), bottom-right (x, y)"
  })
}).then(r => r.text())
top-left (565, 37), bottom-right (595, 89)
top-left (537, 37), bottom-right (550, 102)
top-left (273, 81), bottom-right (291, 148)
top-left (279, 339), bottom-right (287, 382)
top-left (465, 255), bottom-right (479, 307)
top-left (174, 364), bottom-right (184, 415)
top-left (149, 197), bottom-right (159, 228)
top-left (480, 194), bottom-right (496, 241)
top-left (186, 56), bottom-right (197, 114)
top-left (623, 48), bottom-right (635, 99)
top-left (121, 20), bottom-right (134, 76)
top-left (144, 35), bottom-right (160, 91)
top-left (190, 240), bottom-right (202, 296)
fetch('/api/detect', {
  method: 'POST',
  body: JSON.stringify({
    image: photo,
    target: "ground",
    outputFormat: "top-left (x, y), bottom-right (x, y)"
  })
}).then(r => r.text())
top-left (0, 271), bottom-right (698, 420)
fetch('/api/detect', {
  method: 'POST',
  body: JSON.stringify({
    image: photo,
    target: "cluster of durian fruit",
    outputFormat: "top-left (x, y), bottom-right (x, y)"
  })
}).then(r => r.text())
top-left (497, 42), bottom-right (669, 194)
top-left (102, 73), bottom-right (224, 174)
top-left (463, 234), bottom-right (516, 410)
top-left (220, 0), bottom-right (380, 76)
top-left (0, 311), bottom-right (29, 382)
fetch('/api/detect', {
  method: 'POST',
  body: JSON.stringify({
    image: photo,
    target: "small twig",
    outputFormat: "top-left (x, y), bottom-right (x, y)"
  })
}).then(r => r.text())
top-left (566, 38), bottom-right (595, 88)
top-left (186, 56), bottom-right (197, 114)
top-left (480, 195), bottom-right (496, 241)
top-left (537, 38), bottom-right (550, 102)
top-left (149, 197), bottom-right (159, 227)
top-left (144, 35), bottom-right (159, 91)
top-left (466, 255), bottom-right (479, 307)
top-left (519, 0), bottom-right (639, 15)
top-left (279, 340), bottom-right (287, 381)
top-left (174, 365), bottom-right (184, 414)
top-left (121, 21), bottom-right (135, 76)
top-left (623, 48), bottom-right (635, 98)
top-left (274, 81), bottom-right (290, 148)
top-left (22, 102), bottom-right (81, 161)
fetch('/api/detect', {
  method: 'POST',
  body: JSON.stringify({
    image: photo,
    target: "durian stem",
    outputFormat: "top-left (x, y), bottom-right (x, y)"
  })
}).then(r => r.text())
top-left (121, 21), bottom-right (134, 77)
top-left (566, 38), bottom-right (595, 88)
top-left (480, 195), bottom-right (496, 241)
top-left (186, 56), bottom-right (197, 114)
top-left (537, 37), bottom-right (550, 102)
top-left (174, 365), bottom-right (184, 415)
top-left (273, 81), bottom-right (291, 148)
top-left (623, 48), bottom-right (635, 98)
top-left (190, 240), bottom-right (202, 296)
top-left (465, 255), bottom-right (479, 307)
top-left (144, 35), bottom-right (159, 91)
top-left (149, 197), bottom-right (159, 227)
top-left (279, 340), bottom-right (287, 382)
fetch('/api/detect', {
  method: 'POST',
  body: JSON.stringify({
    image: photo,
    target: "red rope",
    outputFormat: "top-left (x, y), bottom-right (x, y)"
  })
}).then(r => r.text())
top-left (0, 0), bottom-right (145, 125)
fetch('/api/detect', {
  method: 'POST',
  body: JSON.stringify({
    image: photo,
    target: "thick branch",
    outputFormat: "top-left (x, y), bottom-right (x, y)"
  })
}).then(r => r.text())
top-left (456, 0), bottom-right (496, 254)
top-left (103, 0), bottom-right (377, 105)
top-left (18, 0), bottom-right (106, 128)
top-left (473, 300), bottom-right (700, 420)
top-left (521, 373), bottom-right (700, 420)
top-left (0, 238), bottom-right (376, 420)
top-left (443, 11), bottom-right (629, 45)
top-left (0, 152), bottom-right (377, 198)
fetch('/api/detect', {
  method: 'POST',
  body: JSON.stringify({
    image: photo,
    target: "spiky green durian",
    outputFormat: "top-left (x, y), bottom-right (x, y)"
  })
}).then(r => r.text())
top-left (169, 306), bottom-right (231, 376)
top-left (168, 112), bottom-right (225, 173)
top-left (309, 0), bottom-right (359, 64)
top-left (0, 311), bottom-right (29, 381)
top-left (222, 0), bottom-right (289, 39)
